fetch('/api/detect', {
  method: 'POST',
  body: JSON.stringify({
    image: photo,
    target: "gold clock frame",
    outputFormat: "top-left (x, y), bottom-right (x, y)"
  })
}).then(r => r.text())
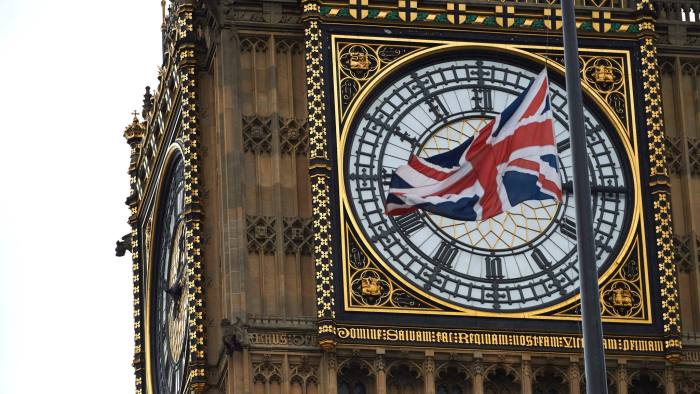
top-left (144, 143), bottom-right (185, 394)
top-left (332, 35), bottom-right (651, 323)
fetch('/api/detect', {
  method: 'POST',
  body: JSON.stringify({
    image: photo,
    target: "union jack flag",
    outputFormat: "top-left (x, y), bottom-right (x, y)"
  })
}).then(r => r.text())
top-left (385, 69), bottom-right (562, 221)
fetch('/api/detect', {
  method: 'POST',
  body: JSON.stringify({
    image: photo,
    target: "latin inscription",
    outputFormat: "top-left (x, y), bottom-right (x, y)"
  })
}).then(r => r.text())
top-left (336, 326), bottom-right (664, 353)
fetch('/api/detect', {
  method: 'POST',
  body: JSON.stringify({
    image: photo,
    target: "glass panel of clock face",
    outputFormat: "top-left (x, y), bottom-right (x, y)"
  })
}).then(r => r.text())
top-left (153, 158), bottom-right (188, 394)
top-left (344, 57), bottom-right (631, 312)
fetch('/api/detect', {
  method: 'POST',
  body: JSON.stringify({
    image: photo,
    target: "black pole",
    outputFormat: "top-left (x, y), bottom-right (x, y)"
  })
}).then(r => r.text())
top-left (560, 0), bottom-right (608, 392)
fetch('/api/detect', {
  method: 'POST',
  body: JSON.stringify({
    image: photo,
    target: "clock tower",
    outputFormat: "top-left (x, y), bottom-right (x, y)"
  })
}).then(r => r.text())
top-left (120, 0), bottom-right (700, 393)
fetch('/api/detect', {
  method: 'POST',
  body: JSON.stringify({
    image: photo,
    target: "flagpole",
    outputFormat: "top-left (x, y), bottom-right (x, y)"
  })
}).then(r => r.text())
top-left (560, 0), bottom-right (608, 392)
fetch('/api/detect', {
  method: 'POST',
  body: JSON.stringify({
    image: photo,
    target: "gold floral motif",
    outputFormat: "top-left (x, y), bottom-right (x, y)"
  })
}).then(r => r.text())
top-left (176, 4), bottom-right (207, 390)
top-left (305, 17), bottom-right (336, 322)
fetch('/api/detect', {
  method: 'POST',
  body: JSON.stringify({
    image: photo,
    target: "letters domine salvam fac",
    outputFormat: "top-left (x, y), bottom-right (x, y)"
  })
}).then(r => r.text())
top-left (119, 0), bottom-right (700, 392)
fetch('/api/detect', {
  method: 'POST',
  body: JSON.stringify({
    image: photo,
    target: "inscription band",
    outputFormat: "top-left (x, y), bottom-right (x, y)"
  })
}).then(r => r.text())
top-left (337, 326), bottom-right (664, 354)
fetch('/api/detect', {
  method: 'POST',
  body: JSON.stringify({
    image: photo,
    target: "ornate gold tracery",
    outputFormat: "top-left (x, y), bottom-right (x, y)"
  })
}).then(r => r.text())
top-left (347, 230), bottom-right (440, 311)
top-left (337, 42), bottom-right (424, 119)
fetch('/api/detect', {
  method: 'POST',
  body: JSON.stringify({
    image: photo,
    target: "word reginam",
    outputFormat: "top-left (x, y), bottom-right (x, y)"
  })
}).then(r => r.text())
top-left (337, 327), bottom-right (664, 353)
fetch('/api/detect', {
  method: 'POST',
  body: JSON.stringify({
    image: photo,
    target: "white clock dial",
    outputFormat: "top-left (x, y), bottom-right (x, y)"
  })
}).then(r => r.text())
top-left (344, 57), bottom-right (631, 311)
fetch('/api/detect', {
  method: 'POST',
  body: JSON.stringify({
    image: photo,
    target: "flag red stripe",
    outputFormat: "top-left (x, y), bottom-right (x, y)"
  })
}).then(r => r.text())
top-left (408, 155), bottom-right (454, 181)
top-left (539, 174), bottom-right (563, 200)
top-left (386, 206), bottom-right (418, 216)
top-left (521, 79), bottom-right (549, 119)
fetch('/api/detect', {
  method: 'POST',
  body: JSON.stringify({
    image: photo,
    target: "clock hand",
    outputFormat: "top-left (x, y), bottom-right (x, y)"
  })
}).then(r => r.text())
top-left (165, 283), bottom-right (181, 297)
top-left (165, 282), bottom-right (184, 317)
top-left (561, 181), bottom-right (627, 194)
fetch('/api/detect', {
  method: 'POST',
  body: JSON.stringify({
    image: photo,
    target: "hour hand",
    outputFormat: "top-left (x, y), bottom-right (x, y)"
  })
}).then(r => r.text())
top-left (165, 283), bottom-right (182, 299)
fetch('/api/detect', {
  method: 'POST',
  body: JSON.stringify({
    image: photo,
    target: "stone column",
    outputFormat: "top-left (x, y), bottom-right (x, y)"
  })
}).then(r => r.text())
top-left (424, 350), bottom-right (435, 394)
top-left (472, 356), bottom-right (484, 394)
top-left (521, 355), bottom-right (532, 394)
top-left (616, 361), bottom-right (628, 394)
top-left (665, 365), bottom-right (676, 394)
top-left (327, 352), bottom-right (338, 394)
top-left (282, 353), bottom-right (290, 394)
top-left (375, 349), bottom-right (386, 394)
top-left (568, 358), bottom-right (581, 394)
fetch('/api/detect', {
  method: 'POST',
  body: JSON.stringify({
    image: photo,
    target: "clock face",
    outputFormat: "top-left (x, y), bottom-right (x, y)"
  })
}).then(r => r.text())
top-left (152, 157), bottom-right (189, 394)
top-left (344, 56), bottom-right (632, 312)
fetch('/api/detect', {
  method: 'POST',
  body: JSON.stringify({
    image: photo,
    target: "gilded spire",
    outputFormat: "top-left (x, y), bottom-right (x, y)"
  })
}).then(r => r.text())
top-left (123, 112), bottom-right (145, 145)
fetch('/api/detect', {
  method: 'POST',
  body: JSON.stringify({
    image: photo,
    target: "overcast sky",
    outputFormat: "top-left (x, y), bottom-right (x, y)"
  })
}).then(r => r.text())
top-left (0, 1), bottom-right (162, 392)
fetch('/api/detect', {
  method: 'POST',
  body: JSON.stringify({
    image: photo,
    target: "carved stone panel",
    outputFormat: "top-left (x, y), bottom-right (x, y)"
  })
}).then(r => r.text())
top-left (243, 115), bottom-right (273, 154)
top-left (283, 217), bottom-right (313, 255)
top-left (673, 233), bottom-right (700, 273)
top-left (279, 117), bottom-right (309, 155)
top-left (247, 215), bottom-right (277, 254)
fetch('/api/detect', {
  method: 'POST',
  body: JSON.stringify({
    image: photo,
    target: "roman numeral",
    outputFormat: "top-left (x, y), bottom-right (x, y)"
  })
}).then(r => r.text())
top-left (531, 248), bottom-right (566, 295)
top-left (531, 248), bottom-right (551, 270)
top-left (485, 255), bottom-right (504, 280)
top-left (411, 72), bottom-right (449, 121)
top-left (557, 138), bottom-right (570, 152)
top-left (472, 88), bottom-right (493, 112)
top-left (433, 241), bottom-right (458, 267)
top-left (394, 211), bottom-right (425, 236)
top-left (560, 217), bottom-right (577, 240)
top-left (423, 241), bottom-right (458, 290)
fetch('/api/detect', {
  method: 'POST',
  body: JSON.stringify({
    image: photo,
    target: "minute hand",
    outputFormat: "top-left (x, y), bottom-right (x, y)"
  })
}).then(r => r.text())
top-left (561, 181), bottom-right (627, 194)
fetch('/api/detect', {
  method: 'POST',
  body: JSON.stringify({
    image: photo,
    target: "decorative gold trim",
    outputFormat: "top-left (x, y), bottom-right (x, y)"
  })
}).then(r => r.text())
top-left (553, 237), bottom-right (649, 321)
top-left (638, 35), bottom-right (682, 359)
top-left (335, 42), bottom-right (423, 120)
top-left (333, 35), bottom-right (647, 322)
top-left (145, 143), bottom-right (186, 394)
top-left (305, 14), bottom-right (338, 344)
top-left (334, 324), bottom-right (666, 355)
top-left (310, 0), bottom-right (643, 34)
top-left (142, 2), bottom-right (207, 392)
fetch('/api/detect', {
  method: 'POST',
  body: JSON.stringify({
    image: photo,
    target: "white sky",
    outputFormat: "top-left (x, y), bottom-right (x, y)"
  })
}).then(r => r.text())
top-left (0, 1), bottom-right (162, 392)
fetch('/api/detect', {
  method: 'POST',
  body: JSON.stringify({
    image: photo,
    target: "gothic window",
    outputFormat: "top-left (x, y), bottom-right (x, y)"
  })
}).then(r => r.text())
top-left (676, 373), bottom-right (700, 394)
top-left (484, 367), bottom-right (519, 394)
top-left (607, 371), bottom-right (618, 393)
top-left (252, 356), bottom-right (282, 394)
top-left (290, 359), bottom-right (319, 394)
top-left (437, 386), bottom-right (463, 394)
top-left (339, 382), bottom-right (366, 394)
top-left (533, 368), bottom-right (567, 394)
top-left (436, 364), bottom-right (471, 394)
top-left (387, 362), bottom-right (423, 394)
top-left (338, 361), bottom-right (374, 394)
top-left (629, 372), bottom-right (664, 394)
